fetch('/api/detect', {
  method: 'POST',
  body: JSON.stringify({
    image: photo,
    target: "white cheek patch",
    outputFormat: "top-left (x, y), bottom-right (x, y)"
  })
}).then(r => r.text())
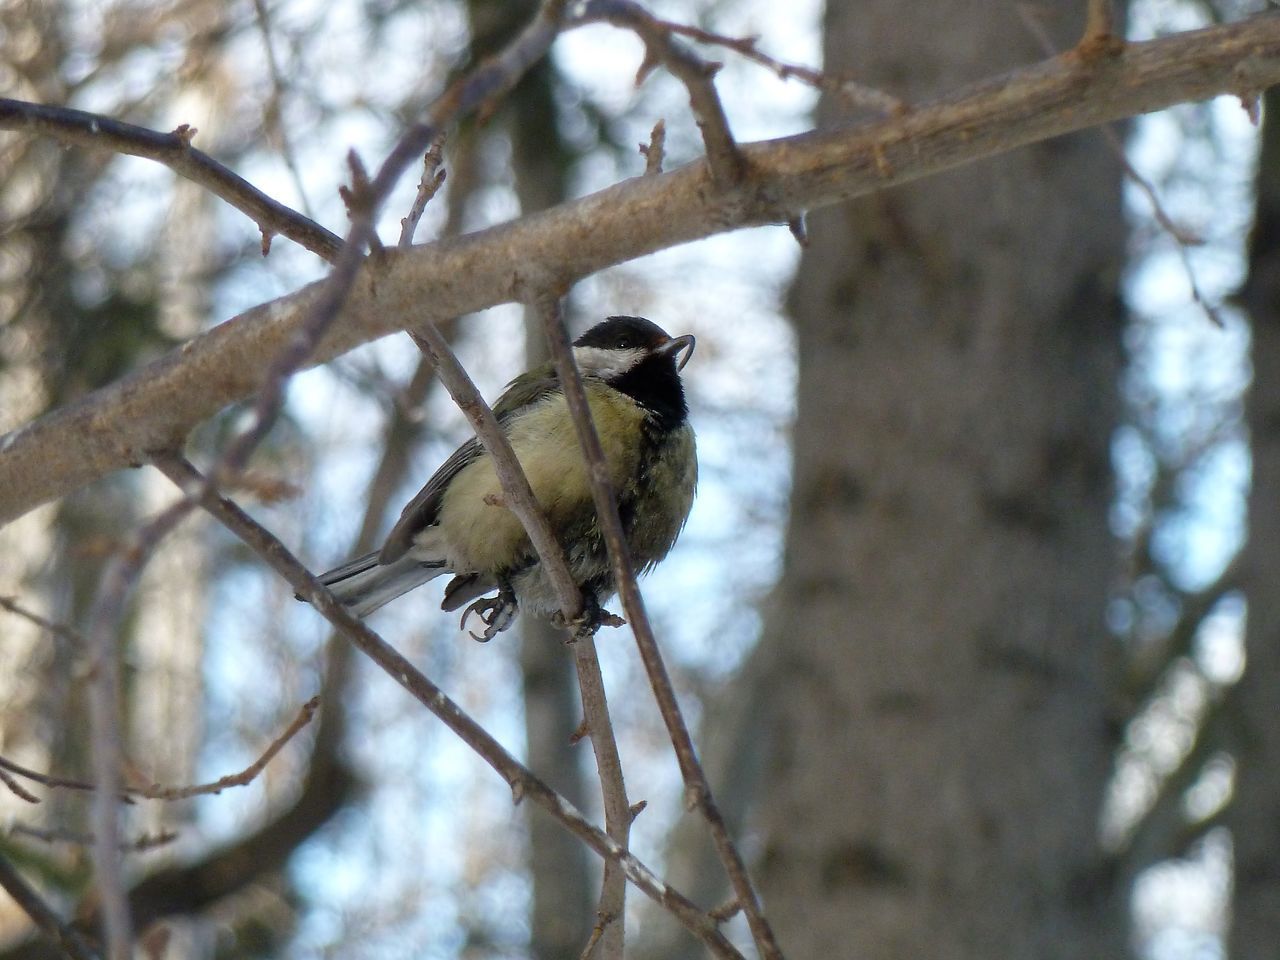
top-left (573, 345), bottom-right (646, 379)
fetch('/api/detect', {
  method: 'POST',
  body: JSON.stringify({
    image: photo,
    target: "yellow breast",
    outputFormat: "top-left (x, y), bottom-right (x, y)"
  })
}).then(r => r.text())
top-left (435, 385), bottom-right (647, 573)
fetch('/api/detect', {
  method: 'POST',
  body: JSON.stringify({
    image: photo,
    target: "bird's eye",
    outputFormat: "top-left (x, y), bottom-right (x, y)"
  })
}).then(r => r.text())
top-left (616, 337), bottom-right (631, 349)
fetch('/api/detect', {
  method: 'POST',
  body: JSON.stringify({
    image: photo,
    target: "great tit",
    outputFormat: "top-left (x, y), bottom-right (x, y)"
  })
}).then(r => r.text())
top-left (315, 315), bottom-right (698, 639)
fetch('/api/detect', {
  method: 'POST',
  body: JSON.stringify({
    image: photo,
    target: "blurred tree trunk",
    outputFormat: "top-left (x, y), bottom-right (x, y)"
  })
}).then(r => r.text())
top-left (1230, 84), bottom-right (1280, 960)
top-left (752, 5), bottom-right (1127, 957)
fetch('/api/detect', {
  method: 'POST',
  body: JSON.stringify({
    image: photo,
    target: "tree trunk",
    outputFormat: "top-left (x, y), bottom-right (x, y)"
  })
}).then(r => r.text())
top-left (1230, 84), bottom-right (1280, 960)
top-left (754, 5), bottom-right (1127, 957)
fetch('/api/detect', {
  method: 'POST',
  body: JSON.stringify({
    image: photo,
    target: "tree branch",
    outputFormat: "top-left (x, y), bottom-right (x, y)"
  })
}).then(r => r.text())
top-left (534, 295), bottom-right (782, 959)
top-left (150, 453), bottom-right (745, 960)
top-left (3, 13), bottom-right (1280, 523)
top-left (405, 323), bottom-right (632, 954)
top-left (581, 0), bottom-right (743, 187)
top-left (0, 851), bottom-right (98, 960)
top-left (0, 99), bottom-right (342, 263)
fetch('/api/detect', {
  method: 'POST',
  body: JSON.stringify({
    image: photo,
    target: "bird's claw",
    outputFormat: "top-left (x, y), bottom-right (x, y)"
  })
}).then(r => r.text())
top-left (552, 594), bottom-right (626, 641)
top-left (460, 588), bottom-right (519, 642)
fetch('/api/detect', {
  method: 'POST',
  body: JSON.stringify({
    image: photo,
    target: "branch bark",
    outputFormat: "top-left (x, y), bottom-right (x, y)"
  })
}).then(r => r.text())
top-left (3, 14), bottom-right (1280, 523)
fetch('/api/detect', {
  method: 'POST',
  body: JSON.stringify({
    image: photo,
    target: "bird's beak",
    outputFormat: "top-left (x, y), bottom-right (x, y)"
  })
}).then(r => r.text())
top-left (658, 334), bottom-right (696, 370)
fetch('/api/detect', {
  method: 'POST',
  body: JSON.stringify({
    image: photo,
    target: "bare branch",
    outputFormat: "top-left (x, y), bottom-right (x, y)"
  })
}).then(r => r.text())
top-left (0, 850), bottom-right (99, 960)
top-left (640, 119), bottom-right (666, 175)
top-left (10, 823), bottom-right (178, 853)
top-left (0, 697), bottom-right (320, 801)
top-left (571, 640), bottom-right (630, 959)
top-left (533, 294), bottom-right (783, 960)
top-left (1079, 0), bottom-right (1123, 60)
top-left (0, 98), bottom-right (343, 263)
top-left (652, 17), bottom-right (906, 115)
top-left (251, 0), bottom-right (316, 220)
top-left (399, 135), bottom-right (448, 248)
top-left (85, 496), bottom-right (197, 960)
top-left (581, 0), bottom-right (743, 187)
top-left (1014, 3), bottom-right (1221, 325)
top-left (406, 327), bottom-right (587, 621)
top-left (151, 452), bottom-right (746, 960)
top-left (5, 14), bottom-right (1280, 523)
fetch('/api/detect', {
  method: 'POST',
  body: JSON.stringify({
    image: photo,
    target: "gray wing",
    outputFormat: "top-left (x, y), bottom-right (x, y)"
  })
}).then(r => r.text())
top-left (378, 437), bottom-right (484, 562)
top-left (377, 367), bottom-right (564, 564)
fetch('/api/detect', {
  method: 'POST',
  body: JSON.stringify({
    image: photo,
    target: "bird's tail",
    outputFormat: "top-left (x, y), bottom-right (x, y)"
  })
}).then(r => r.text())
top-left (315, 551), bottom-right (447, 618)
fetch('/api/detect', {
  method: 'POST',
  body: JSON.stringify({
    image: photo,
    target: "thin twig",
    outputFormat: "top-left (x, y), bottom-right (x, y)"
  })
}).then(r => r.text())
top-left (399, 134), bottom-right (448, 248)
top-left (0, 696), bottom-right (319, 801)
top-left (0, 851), bottom-right (99, 960)
top-left (533, 294), bottom-right (784, 960)
top-left (10, 823), bottom-right (178, 853)
top-left (570, 640), bottom-right (630, 959)
top-left (580, 0), bottom-right (743, 187)
top-left (84, 496), bottom-right (196, 960)
top-left (0, 98), bottom-right (342, 263)
top-left (145, 695), bottom-right (321, 800)
top-left (653, 17), bottom-right (906, 115)
top-left (0, 754), bottom-right (117, 797)
top-left (1014, 3), bottom-right (1222, 325)
top-left (406, 327), bottom-right (587, 620)
top-left (0, 595), bottom-right (84, 650)
top-left (1079, 0), bottom-right (1123, 60)
top-left (151, 452), bottom-right (745, 960)
top-left (0, 767), bottom-right (39, 804)
top-left (640, 119), bottom-right (666, 175)
top-left (251, 0), bottom-right (316, 220)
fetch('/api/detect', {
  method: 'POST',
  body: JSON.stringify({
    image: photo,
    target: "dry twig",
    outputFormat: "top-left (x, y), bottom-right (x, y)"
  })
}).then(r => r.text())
top-left (534, 294), bottom-right (783, 959)
top-left (406, 320), bottom-right (633, 952)
top-left (0, 98), bottom-right (342, 262)
top-left (0, 851), bottom-right (98, 960)
top-left (0, 697), bottom-right (320, 802)
top-left (652, 17), bottom-right (906, 114)
top-left (11, 823), bottom-right (178, 853)
top-left (580, 0), bottom-right (744, 187)
top-left (151, 452), bottom-right (746, 960)
top-left (400, 134), bottom-right (449, 248)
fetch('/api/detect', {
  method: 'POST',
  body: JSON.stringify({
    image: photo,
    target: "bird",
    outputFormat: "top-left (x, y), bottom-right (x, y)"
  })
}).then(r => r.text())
top-left (314, 315), bottom-right (698, 640)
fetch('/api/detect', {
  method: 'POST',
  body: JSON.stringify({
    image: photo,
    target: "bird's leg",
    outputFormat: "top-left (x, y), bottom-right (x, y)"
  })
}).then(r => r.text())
top-left (460, 578), bottom-right (519, 642)
top-left (554, 589), bottom-right (626, 642)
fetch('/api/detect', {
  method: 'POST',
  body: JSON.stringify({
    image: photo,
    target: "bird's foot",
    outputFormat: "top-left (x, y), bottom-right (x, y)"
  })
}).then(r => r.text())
top-left (460, 583), bottom-right (519, 642)
top-left (553, 593), bottom-right (626, 642)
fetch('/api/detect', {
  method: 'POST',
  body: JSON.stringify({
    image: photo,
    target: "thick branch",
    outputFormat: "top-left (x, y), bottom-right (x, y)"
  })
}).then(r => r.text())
top-left (4, 13), bottom-right (1280, 524)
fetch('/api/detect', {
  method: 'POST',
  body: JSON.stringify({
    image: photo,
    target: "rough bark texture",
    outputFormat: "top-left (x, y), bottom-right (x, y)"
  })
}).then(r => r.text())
top-left (1232, 83), bottom-right (1280, 960)
top-left (753, 5), bottom-right (1126, 958)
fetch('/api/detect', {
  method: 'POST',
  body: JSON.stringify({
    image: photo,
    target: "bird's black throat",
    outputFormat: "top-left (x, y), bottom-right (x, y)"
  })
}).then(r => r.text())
top-left (608, 354), bottom-right (688, 432)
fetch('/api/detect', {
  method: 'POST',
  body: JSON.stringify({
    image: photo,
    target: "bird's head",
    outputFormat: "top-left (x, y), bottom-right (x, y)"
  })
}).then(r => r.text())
top-left (572, 316), bottom-right (695, 382)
